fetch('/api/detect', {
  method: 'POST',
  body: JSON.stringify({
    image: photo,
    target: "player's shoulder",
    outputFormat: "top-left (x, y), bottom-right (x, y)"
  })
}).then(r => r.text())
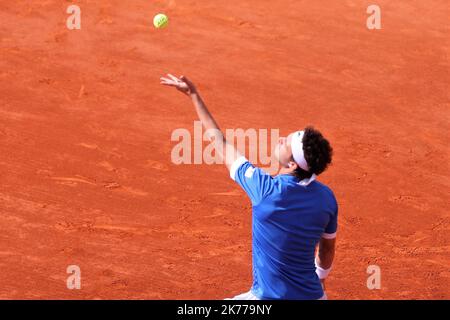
top-left (312, 180), bottom-right (337, 202)
top-left (313, 179), bottom-right (333, 191)
top-left (233, 161), bottom-right (276, 191)
top-left (242, 162), bottom-right (274, 179)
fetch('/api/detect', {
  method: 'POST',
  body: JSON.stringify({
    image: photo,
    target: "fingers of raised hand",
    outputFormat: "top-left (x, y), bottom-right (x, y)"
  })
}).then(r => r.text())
top-left (167, 74), bottom-right (181, 82)
top-left (160, 76), bottom-right (183, 88)
top-left (160, 74), bottom-right (190, 93)
top-left (160, 77), bottom-right (173, 84)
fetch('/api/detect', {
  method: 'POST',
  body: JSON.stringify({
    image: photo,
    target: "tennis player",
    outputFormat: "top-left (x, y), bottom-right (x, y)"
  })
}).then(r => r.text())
top-left (161, 74), bottom-right (337, 300)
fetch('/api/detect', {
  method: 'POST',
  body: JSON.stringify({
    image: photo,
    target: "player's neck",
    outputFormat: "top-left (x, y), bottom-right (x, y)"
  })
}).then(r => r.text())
top-left (278, 166), bottom-right (296, 176)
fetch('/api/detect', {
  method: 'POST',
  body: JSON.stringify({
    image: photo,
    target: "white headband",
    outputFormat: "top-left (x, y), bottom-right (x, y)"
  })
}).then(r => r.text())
top-left (291, 130), bottom-right (309, 171)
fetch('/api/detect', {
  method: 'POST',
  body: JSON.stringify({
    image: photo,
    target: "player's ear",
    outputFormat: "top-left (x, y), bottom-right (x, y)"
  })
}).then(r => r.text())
top-left (288, 161), bottom-right (297, 170)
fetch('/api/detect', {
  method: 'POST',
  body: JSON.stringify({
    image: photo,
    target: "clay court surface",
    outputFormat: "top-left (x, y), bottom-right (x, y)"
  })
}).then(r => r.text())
top-left (1, 0), bottom-right (449, 299)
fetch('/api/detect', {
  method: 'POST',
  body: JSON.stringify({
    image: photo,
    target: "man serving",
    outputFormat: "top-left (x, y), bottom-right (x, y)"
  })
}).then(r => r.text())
top-left (161, 74), bottom-right (337, 300)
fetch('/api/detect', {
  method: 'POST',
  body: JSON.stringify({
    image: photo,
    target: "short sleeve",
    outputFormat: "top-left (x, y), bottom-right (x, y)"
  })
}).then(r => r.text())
top-left (323, 201), bottom-right (338, 239)
top-left (229, 156), bottom-right (274, 206)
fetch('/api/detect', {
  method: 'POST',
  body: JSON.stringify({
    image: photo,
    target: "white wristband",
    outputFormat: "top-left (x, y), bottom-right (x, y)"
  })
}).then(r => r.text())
top-left (315, 258), bottom-right (332, 280)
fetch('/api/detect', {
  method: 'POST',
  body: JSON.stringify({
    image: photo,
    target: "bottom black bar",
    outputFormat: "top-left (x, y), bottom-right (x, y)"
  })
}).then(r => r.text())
top-left (1, 300), bottom-right (445, 319)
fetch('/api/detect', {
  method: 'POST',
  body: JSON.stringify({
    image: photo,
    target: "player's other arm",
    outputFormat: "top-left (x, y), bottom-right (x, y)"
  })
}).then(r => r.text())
top-left (160, 74), bottom-right (242, 170)
top-left (317, 237), bottom-right (335, 269)
top-left (315, 237), bottom-right (336, 289)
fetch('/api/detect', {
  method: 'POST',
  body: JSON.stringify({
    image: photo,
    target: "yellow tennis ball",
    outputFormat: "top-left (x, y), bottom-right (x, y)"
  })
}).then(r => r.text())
top-left (153, 13), bottom-right (168, 29)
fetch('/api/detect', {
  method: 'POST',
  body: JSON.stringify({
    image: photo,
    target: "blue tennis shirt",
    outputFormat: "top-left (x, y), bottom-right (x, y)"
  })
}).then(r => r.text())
top-left (230, 157), bottom-right (338, 300)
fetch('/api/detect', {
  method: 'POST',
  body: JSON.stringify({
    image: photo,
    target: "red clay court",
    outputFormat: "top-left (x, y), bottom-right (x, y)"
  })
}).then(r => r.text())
top-left (0, 1), bottom-right (449, 299)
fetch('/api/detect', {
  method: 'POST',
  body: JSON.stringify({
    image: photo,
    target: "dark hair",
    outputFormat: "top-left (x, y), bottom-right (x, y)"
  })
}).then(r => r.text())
top-left (292, 126), bottom-right (333, 180)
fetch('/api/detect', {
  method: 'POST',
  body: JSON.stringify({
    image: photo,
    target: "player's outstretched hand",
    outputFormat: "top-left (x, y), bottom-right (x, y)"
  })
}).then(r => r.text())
top-left (160, 74), bottom-right (197, 96)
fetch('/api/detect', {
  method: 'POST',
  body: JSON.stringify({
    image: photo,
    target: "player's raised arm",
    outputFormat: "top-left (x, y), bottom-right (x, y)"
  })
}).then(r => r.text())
top-left (160, 74), bottom-right (242, 170)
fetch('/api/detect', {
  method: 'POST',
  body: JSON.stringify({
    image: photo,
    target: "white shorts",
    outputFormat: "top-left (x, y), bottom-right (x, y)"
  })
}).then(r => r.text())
top-left (225, 290), bottom-right (328, 300)
top-left (225, 290), bottom-right (260, 300)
